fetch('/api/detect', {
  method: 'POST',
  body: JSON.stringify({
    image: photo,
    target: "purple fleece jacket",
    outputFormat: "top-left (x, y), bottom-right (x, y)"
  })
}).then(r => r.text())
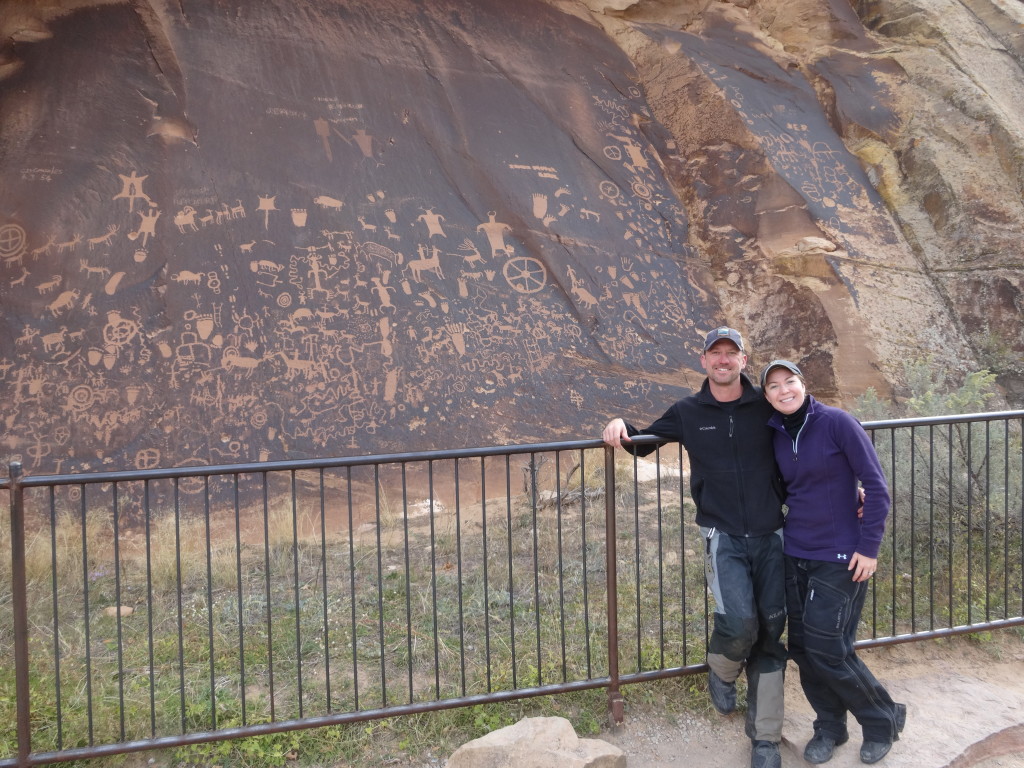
top-left (767, 395), bottom-right (891, 562)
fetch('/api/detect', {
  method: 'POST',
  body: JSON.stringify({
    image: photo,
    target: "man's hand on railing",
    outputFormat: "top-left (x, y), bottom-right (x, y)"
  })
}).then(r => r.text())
top-left (602, 418), bottom-right (631, 448)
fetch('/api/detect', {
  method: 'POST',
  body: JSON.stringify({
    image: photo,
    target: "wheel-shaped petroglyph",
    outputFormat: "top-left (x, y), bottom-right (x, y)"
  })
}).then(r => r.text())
top-left (503, 256), bottom-right (546, 294)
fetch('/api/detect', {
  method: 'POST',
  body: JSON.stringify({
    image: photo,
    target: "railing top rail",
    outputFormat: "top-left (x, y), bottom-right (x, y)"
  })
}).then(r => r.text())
top-left (2, 437), bottom-right (609, 489)
top-left (860, 409), bottom-right (1023, 430)
top-left (3, 409), bottom-right (1021, 490)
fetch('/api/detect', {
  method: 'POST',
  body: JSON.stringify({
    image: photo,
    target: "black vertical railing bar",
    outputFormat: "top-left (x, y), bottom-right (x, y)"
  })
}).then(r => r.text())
top-left (655, 450), bottom-right (665, 669)
top-left (143, 479), bottom-right (156, 737)
top-left (967, 423), bottom-right (974, 625)
top-left (554, 451), bottom-right (567, 683)
top-left (428, 460), bottom-right (441, 699)
top-left (928, 425), bottom-right (936, 632)
top-left (373, 465), bottom-right (386, 708)
top-left (984, 422), bottom-right (992, 622)
top-left (318, 468), bottom-right (331, 712)
top-left (676, 442), bottom-right (688, 666)
top-left (233, 474), bottom-right (248, 725)
top-left (1009, 419), bottom-right (1018, 618)
top-left (945, 425), bottom-right (954, 630)
top-left (9, 462), bottom-right (31, 767)
top-left (345, 466), bottom-right (359, 711)
top-left (910, 426), bottom-right (918, 634)
top-left (579, 449), bottom-right (592, 679)
top-left (1001, 420), bottom-right (1009, 620)
top-left (261, 471), bottom-right (276, 722)
top-left (173, 477), bottom-right (186, 732)
top-left (80, 482), bottom-right (95, 744)
top-left (47, 484), bottom-right (64, 751)
top-left (401, 463), bottom-right (413, 703)
top-left (453, 458), bottom-right (467, 697)
top-left (528, 454), bottom-right (544, 688)
top-left (1019, 420), bottom-right (1024, 619)
top-left (112, 482), bottom-right (127, 741)
top-left (604, 444), bottom-right (623, 723)
top-left (203, 476), bottom-right (216, 730)
top-left (289, 469), bottom-right (304, 718)
top-left (631, 452), bottom-right (641, 671)
top-left (504, 454), bottom-right (516, 690)
top-left (480, 457), bottom-right (492, 693)
top-left (888, 428), bottom-right (896, 637)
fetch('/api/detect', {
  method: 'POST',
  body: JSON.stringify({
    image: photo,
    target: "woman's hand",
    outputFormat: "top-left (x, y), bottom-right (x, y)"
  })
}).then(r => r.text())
top-left (849, 552), bottom-right (877, 582)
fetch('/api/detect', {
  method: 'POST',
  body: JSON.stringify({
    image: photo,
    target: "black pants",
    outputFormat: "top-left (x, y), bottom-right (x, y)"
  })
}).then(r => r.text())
top-left (785, 556), bottom-right (902, 743)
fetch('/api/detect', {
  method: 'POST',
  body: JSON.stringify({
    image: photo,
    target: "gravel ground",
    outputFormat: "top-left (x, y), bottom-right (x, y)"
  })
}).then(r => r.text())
top-left (597, 636), bottom-right (1024, 768)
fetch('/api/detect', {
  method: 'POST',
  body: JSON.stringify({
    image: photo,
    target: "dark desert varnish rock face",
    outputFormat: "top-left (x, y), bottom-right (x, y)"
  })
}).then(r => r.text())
top-left (0, 0), bottom-right (1020, 476)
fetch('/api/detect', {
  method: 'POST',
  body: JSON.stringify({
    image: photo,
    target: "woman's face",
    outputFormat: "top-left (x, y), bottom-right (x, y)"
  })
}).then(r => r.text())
top-left (764, 367), bottom-right (806, 415)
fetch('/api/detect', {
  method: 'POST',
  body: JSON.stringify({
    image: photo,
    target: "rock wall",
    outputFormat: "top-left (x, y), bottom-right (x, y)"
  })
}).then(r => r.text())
top-left (1, 0), bottom-right (1020, 475)
top-left (584, 0), bottom-right (1024, 401)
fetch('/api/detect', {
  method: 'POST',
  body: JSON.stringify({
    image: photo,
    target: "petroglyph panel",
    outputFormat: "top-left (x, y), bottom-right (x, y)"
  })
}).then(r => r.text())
top-left (0, 0), bottom-right (716, 474)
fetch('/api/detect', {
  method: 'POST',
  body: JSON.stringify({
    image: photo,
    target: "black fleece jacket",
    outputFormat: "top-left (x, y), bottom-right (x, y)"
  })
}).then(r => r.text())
top-left (622, 373), bottom-right (785, 537)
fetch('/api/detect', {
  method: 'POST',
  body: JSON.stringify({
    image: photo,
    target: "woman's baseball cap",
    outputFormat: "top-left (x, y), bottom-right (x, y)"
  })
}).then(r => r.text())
top-left (760, 359), bottom-right (803, 388)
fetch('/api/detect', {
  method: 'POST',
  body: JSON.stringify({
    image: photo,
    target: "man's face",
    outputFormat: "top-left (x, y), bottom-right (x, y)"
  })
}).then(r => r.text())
top-left (700, 340), bottom-right (747, 386)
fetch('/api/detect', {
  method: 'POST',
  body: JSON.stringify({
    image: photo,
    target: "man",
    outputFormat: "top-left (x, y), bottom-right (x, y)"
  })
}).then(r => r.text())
top-left (602, 327), bottom-right (787, 768)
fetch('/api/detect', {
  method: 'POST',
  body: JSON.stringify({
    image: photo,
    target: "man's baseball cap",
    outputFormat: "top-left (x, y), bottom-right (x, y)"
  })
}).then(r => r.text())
top-left (702, 327), bottom-right (744, 352)
top-left (760, 359), bottom-right (803, 388)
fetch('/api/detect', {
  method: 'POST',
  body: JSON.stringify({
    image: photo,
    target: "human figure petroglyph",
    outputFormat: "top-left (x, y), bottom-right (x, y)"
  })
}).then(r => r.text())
top-left (257, 195), bottom-right (277, 229)
top-left (87, 224), bottom-right (119, 249)
top-left (370, 275), bottom-right (396, 311)
top-left (127, 207), bottom-right (160, 246)
top-left (416, 208), bottom-right (447, 238)
top-left (476, 211), bottom-right (513, 257)
top-left (113, 171), bottom-right (152, 212)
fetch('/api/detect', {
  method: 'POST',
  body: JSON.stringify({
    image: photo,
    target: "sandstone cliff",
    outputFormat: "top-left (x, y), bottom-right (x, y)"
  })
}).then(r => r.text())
top-left (0, 0), bottom-right (1020, 474)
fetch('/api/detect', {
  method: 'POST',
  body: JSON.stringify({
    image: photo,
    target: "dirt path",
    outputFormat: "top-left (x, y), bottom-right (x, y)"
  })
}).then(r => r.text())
top-left (599, 634), bottom-right (1024, 768)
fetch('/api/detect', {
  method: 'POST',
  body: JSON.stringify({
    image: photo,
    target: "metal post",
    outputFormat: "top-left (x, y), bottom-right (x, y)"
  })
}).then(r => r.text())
top-left (10, 461), bottom-right (31, 766)
top-left (604, 446), bottom-right (624, 723)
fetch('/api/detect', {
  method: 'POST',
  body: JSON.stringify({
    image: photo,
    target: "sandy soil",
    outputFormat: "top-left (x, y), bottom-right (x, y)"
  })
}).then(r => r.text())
top-left (598, 633), bottom-right (1024, 768)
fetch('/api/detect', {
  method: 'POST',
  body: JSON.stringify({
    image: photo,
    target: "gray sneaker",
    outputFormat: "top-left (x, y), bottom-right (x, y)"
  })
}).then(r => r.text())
top-left (708, 669), bottom-right (736, 715)
top-left (751, 740), bottom-right (781, 768)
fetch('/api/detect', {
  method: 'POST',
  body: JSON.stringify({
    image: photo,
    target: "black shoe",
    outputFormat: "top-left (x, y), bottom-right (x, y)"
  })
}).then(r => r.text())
top-left (859, 740), bottom-right (892, 764)
top-left (708, 669), bottom-right (736, 715)
top-left (894, 702), bottom-right (907, 735)
top-left (860, 703), bottom-right (907, 764)
top-left (750, 740), bottom-right (781, 768)
top-left (804, 731), bottom-right (849, 764)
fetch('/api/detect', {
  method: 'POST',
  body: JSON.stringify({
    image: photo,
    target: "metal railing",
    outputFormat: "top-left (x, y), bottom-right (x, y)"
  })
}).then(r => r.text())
top-left (2, 411), bottom-right (1022, 766)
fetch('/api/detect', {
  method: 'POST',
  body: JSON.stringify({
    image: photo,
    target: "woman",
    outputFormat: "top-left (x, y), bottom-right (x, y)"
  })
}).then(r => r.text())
top-left (761, 360), bottom-right (906, 765)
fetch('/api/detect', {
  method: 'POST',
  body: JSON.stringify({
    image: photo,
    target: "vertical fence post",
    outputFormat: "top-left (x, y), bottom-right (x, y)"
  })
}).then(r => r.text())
top-left (604, 446), bottom-right (624, 723)
top-left (9, 461), bottom-right (31, 767)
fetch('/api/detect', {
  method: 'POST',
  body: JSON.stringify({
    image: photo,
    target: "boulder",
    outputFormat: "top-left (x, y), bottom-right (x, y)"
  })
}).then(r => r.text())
top-left (446, 716), bottom-right (626, 768)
